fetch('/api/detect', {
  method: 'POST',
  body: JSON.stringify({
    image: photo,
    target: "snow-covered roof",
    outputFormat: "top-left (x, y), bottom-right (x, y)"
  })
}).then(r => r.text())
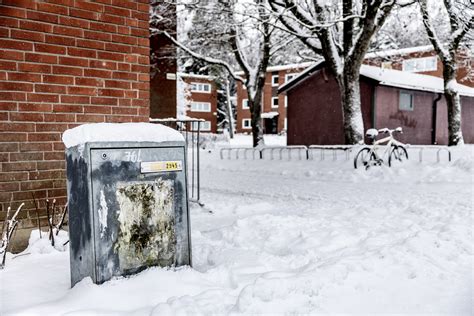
top-left (361, 65), bottom-right (474, 97)
top-left (266, 62), bottom-right (314, 72)
top-left (177, 72), bottom-right (214, 80)
top-left (261, 111), bottom-right (279, 119)
top-left (235, 62), bottom-right (313, 75)
top-left (62, 123), bottom-right (184, 148)
top-left (278, 61), bottom-right (322, 92)
top-left (279, 62), bottom-right (474, 97)
top-left (365, 45), bottom-right (434, 59)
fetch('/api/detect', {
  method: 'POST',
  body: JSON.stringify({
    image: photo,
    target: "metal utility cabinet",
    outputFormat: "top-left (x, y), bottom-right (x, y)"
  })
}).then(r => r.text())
top-left (66, 141), bottom-right (191, 287)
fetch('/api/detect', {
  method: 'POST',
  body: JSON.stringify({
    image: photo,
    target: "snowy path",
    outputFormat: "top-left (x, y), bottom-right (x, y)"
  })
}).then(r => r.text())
top-left (0, 147), bottom-right (472, 315)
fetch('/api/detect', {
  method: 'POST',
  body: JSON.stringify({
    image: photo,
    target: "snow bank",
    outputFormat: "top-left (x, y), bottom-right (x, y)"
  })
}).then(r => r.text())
top-left (1, 143), bottom-right (472, 314)
top-left (62, 123), bottom-right (184, 148)
top-left (26, 229), bottom-right (69, 254)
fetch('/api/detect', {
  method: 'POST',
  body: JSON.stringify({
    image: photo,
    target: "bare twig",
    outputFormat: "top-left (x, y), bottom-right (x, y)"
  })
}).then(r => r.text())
top-left (1, 203), bottom-right (25, 269)
top-left (31, 192), bottom-right (42, 239)
top-left (55, 204), bottom-right (68, 236)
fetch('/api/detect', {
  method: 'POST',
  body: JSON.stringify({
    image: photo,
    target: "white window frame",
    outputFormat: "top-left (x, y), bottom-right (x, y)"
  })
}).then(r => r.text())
top-left (271, 75), bottom-right (279, 87)
top-left (190, 101), bottom-right (211, 112)
top-left (242, 118), bottom-right (251, 129)
top-left (271, 97), bottom-right (279, 108)
top-left (285, 73), bottom-right (298, 83)
top-left (285, 96), bottom-right (288, 108)
top-left (242, 99), bottom-right (249, 109)
top-left (402, 56), bottom-right (437, 73)
top-left (399, 90), bottom-right (414, 111)
top-left (190, 82), bottom-right (211, 94)
top-left (284, 118), bottom-right (287, 130)
top-left (190, 121), bottom-right (211, 131)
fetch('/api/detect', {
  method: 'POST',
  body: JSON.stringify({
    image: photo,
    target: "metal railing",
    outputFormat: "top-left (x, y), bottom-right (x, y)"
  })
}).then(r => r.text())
top-left (220, 144), bottom-right (452, 164)
top-left (406, 145), bottom-right (452, 163)
top-left (308, 145), bottom-right (353, 161)
top-left (150, 118), bottom-right (204, 206)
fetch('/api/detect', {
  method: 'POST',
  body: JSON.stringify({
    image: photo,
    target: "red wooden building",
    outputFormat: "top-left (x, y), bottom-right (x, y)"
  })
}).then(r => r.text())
top-left (178, 73), bottom-right (218, 133)
top-left (280, 62), bottom-right (474, 146)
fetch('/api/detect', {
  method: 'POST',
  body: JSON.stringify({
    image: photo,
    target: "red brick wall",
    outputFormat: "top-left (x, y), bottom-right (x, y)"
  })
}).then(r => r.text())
top-left (183, 76), bottom-right (218, 133)
top-left (0, 0), bottom-right (150, 244)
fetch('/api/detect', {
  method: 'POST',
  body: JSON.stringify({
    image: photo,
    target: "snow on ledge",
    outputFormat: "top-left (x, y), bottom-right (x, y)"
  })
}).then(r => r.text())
top-left (62, 123), bottom-right (184, 148)
top-left (261, 112), bottom-right (279, 119)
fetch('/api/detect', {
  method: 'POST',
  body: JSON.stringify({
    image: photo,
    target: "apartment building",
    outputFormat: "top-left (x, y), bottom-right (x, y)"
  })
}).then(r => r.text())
top-left (364, 45), bottom-right (473, 87)
top-left (236, 62), bottom-right (312, 134)
top-left (179, 73), bottom-right (218, 133)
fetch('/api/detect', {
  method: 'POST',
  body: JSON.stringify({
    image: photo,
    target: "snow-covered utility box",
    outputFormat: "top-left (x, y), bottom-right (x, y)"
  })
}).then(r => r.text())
top-left (63, 123), bottom-right (191, 287)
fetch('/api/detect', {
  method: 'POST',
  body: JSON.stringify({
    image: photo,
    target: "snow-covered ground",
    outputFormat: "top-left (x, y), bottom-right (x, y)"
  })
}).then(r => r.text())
top-left (1, 138), bottom-right (472, 315)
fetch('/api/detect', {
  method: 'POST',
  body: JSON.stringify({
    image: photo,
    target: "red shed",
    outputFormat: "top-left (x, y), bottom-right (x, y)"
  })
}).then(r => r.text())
top-left (280, 62), bottom-right (474, 146)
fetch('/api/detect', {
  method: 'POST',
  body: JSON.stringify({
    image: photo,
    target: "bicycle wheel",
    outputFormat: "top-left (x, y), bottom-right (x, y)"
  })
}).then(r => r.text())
top-left (354, 147), bottom-right (376, 169)
top-left (388, 145), bottom-right (408, 167)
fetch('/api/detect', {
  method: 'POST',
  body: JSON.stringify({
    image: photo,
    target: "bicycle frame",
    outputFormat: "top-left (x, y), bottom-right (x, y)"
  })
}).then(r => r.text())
top-left (366, 130), bottom-right (405, 165)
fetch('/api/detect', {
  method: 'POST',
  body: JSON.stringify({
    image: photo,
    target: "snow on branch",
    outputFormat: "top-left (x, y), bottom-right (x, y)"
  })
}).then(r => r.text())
top-left (0, 203), bottom-right (24, 269)
top-left (161, 30), bottom-right (245, 83)
top-left (418, 0), bottom-right (449, 59)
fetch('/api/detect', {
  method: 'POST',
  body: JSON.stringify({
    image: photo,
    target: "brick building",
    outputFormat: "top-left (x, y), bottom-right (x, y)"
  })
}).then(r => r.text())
top-left (0, 0), bottom-right (150, 251)
top-left (236, 62), bottom-right (312, 134)
top-left (150, 3), bottom-right (177, 119)
top-left (178, 73), bottom-right (218, 133)
top-left (364, 45), bottom-right (473, 87)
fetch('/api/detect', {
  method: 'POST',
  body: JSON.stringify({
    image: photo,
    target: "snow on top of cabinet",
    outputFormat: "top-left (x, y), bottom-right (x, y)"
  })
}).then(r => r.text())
top-left (62, 123), bottom-right (185, 148)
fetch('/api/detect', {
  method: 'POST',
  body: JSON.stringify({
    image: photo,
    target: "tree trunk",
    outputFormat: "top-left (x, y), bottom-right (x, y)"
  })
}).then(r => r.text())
top-left (225, 80), bottom-right (234, 138)
top-left (443, 60), bottom-right (464, 146)
top-left (338, 70), bottom-right (364, 144)
top-left (249, 96), bottom-right (264, 147)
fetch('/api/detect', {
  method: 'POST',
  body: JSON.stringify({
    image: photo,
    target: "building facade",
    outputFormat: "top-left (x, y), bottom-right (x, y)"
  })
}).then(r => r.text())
top-left (179, 73), bottom-right (218, 133)
top-left (364, 45), bottom-right (473, 87)
top-left (149, 3), bottom-right (177, 119)
top-left (280, 62), bottom-right (474, 146)
top-left (0, 0), bottom-right (150, 251)
top-left (236, 62), bottom-right (312, 134)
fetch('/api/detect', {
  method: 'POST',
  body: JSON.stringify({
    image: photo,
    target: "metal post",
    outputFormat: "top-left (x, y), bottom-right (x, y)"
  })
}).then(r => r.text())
top-left (197, 122), bottom-right (200, 202)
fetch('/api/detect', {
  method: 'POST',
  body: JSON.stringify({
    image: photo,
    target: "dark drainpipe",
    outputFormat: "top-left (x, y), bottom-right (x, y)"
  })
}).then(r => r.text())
top-left (432, 93), bottom-right (442, 145)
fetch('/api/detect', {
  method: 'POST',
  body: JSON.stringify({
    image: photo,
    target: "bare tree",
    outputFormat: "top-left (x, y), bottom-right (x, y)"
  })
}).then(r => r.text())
top-left (269, 0), bottom-right (413, 144)
top-left (418, 0), bottom-right (473, 145)
top-left (151, 0), bottom-right (292, 147)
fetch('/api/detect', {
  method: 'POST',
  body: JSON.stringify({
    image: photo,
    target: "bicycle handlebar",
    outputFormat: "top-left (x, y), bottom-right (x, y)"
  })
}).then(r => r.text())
top-left (377, 127), bottom-right (403, 134)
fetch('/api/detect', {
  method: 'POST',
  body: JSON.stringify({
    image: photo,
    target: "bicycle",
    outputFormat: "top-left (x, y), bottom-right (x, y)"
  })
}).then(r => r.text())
top-left (353, 127), bottom-right (408, 169)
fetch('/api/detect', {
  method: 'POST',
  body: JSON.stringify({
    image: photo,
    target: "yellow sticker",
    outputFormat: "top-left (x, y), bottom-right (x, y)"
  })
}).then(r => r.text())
top-left (141, 161), bottom-right (183, 173)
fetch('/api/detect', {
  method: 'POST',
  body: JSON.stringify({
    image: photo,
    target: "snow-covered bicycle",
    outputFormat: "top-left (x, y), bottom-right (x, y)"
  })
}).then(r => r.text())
top-left (353, 127), bottom-right (408, 169)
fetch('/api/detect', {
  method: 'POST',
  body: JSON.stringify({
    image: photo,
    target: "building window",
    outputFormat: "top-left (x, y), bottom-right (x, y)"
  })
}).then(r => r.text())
top-left (242, 99), bottom-right (249, 109)
top-left (381, 62), bottom-right (393, 70)
top-left (284, 118), bottom-right (287, 130)
top-left (399, 91), bottom-right (414, 111)
top-left (285, 73), bottom-right (298, 83)
top-left (191, 121), bottom-right (211, 131)
top-left (242, 119), bottom-right (251, 129)
top-left (285, 96), bottom-right (288, 108)
top-left (402, 56), bottom-right (437, 73)
top-left (190, 82), bottom-right (211, 93)
top-left (271, 97), bottom-right (279, 108)
top-left (190, 102), bottom-right (211, 112)
top-left (271, 75), bottom-right (279, 86)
